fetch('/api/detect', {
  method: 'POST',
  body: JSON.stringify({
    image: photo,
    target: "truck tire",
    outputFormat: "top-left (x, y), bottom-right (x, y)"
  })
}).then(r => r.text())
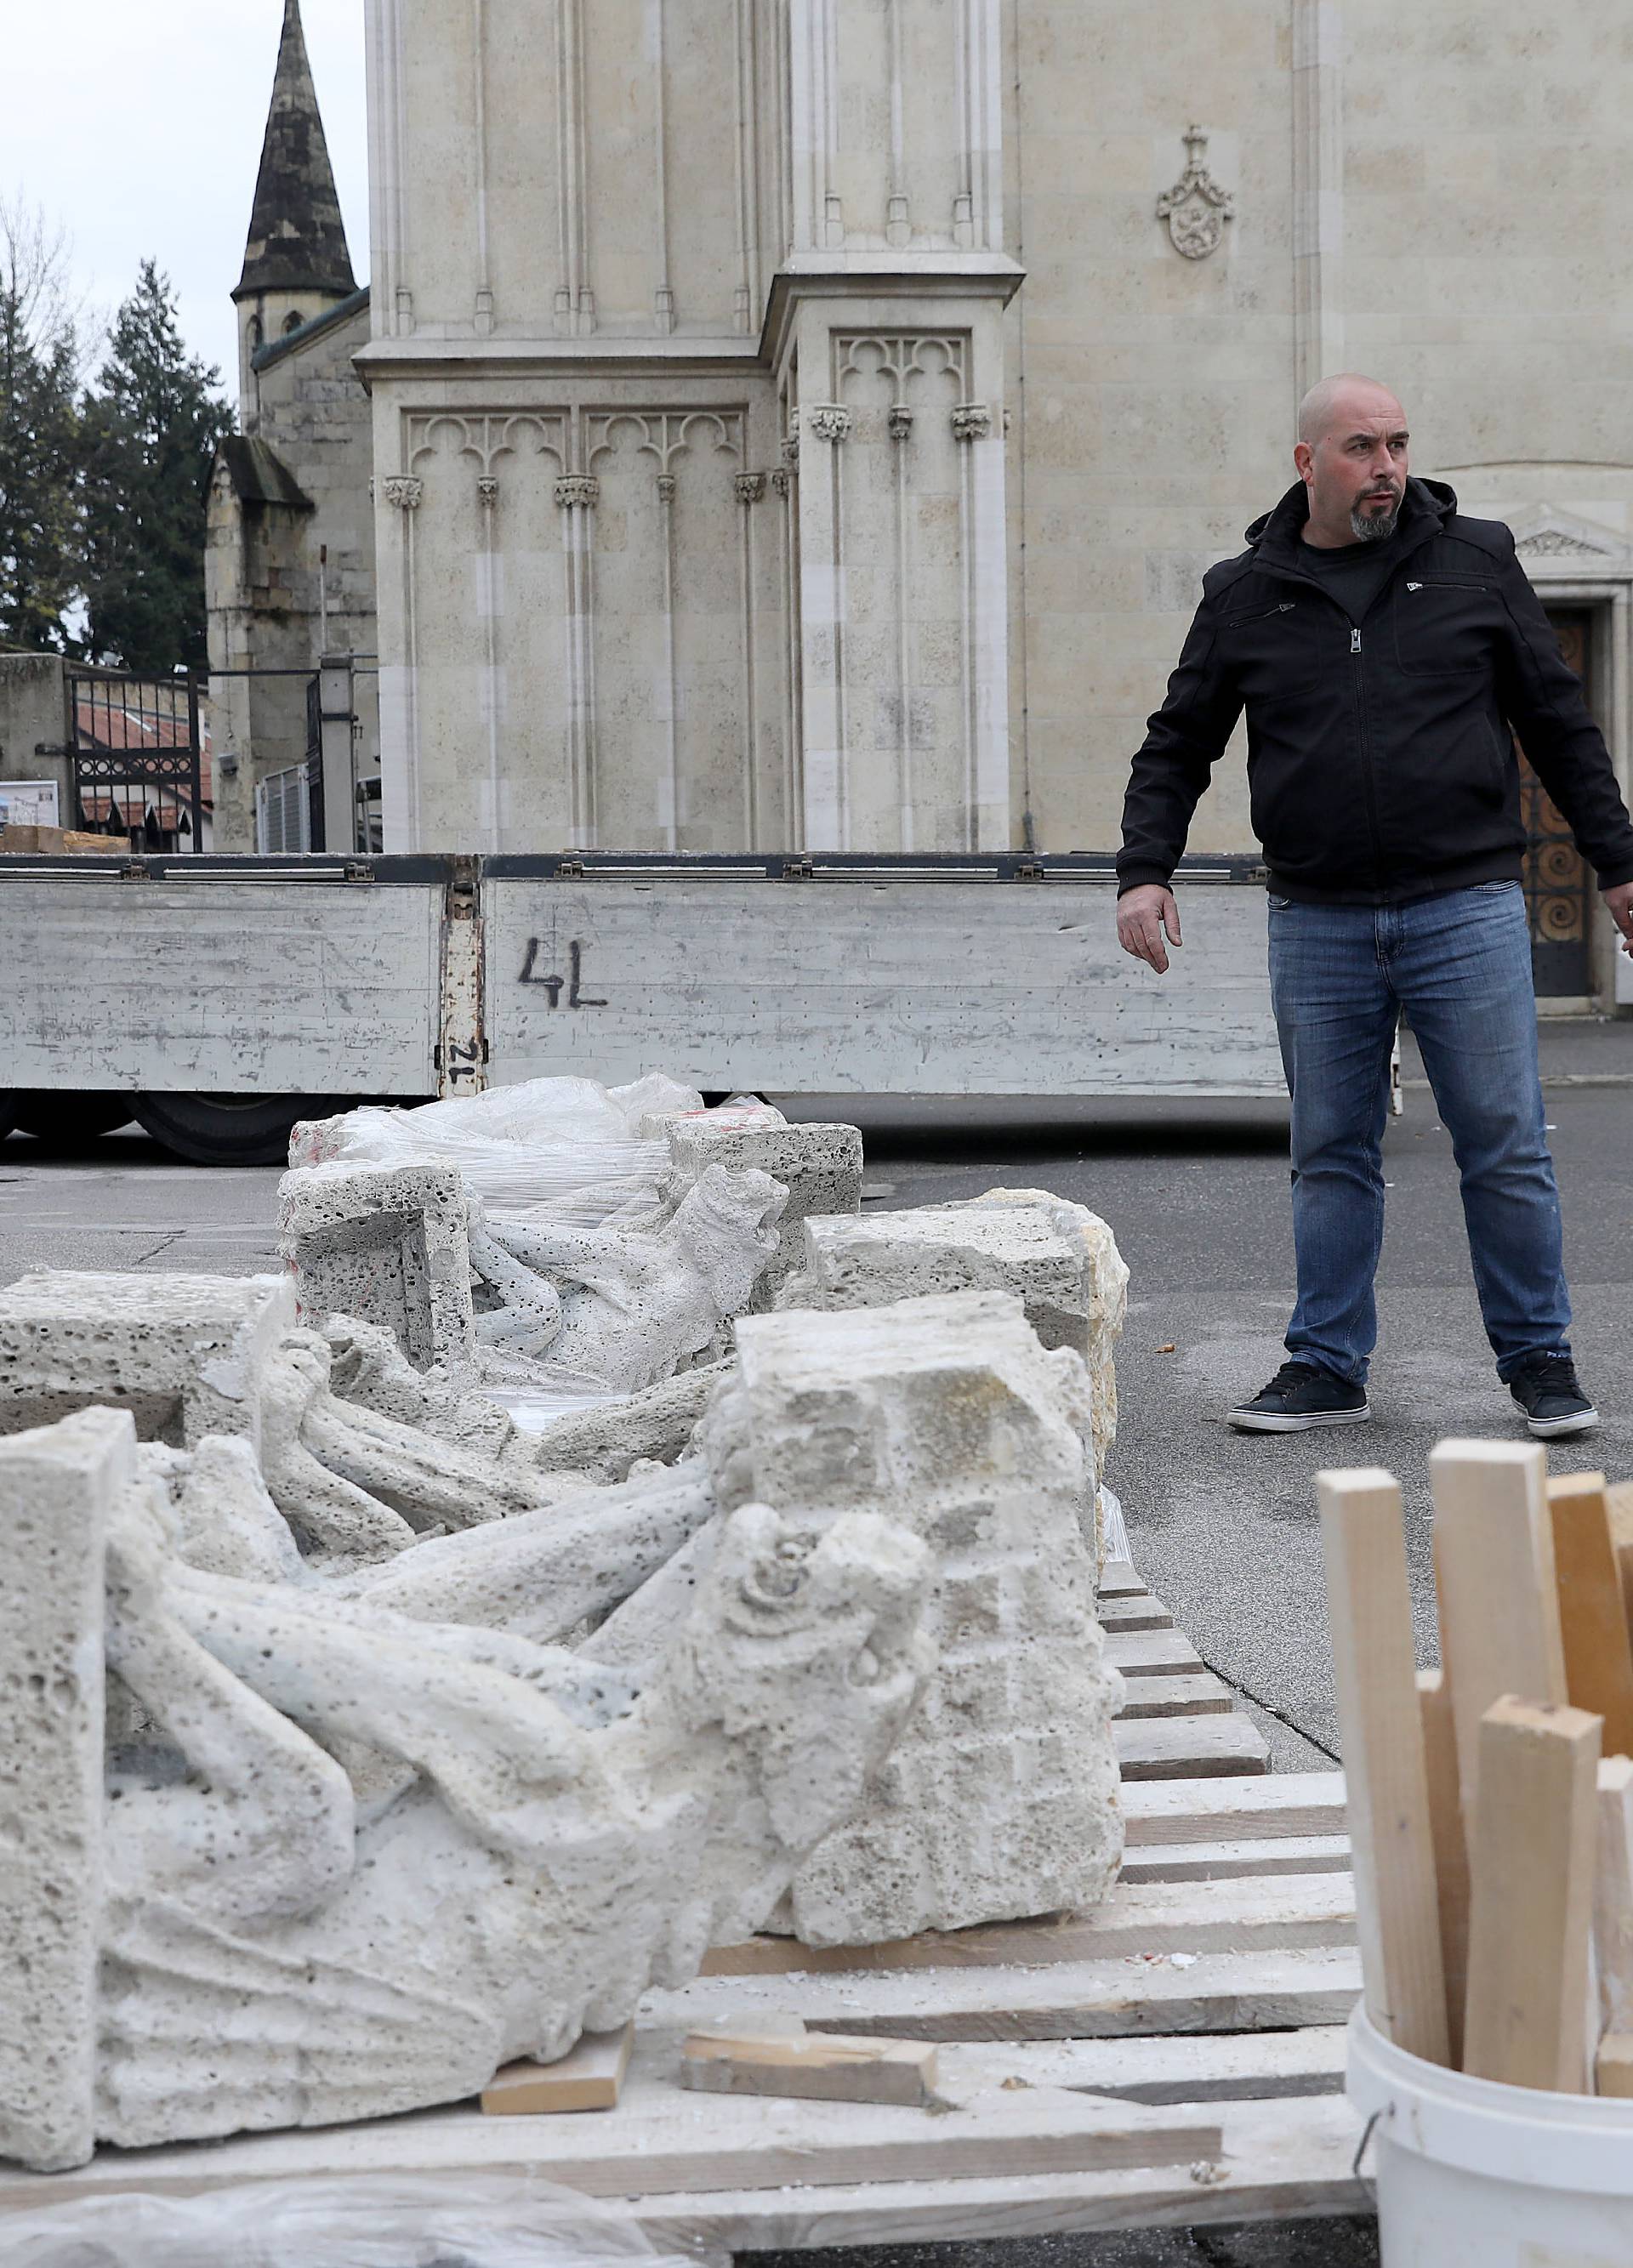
top-left (133, 1092), bottom-right (321, 1167)
top-left (0, 1093), bottom-right (17, 1142)
top-left (13, 1094), bottom-right (138, 1145)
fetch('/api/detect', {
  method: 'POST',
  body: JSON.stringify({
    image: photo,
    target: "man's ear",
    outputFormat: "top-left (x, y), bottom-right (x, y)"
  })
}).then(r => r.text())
top-left (1294, 441), bottom-right (1315, 486)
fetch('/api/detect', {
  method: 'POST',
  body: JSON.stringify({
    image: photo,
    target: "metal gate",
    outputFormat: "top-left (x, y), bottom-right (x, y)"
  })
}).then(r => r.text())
top-left (68, 669), bottom-right (206, 853)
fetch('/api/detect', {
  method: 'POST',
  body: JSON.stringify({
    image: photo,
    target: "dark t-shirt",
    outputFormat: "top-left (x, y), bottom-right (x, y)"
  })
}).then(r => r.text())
top-left (1296, 529), bottom-right (1402, 623)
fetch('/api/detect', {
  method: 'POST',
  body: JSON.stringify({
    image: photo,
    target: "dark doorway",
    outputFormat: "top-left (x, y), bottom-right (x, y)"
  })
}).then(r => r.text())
top-left (1513, 609), bottom-right (1596, 997)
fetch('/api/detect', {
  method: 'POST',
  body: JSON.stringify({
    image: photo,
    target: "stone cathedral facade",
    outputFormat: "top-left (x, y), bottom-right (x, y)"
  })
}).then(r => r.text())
top-left (218, 0), bottom-right (1633, 992)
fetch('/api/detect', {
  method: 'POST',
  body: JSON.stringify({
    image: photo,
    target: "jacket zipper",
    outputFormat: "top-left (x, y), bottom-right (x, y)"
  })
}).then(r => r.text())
top-left (1350, 625), bottom-right (1386, 891)
top-left (1225, 600), bottom-right (1296, 625)
top-left (1404, 579), bottom-right (1485, 593)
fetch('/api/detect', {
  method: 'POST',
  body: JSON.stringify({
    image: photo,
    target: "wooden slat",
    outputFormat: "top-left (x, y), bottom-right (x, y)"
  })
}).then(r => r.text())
top-left (646, 1947), bottom-right (1364, 2043)
top-left (1463, 1697), bottom-right (1601, 2093)
top-left (1098, 1561), bottom-right (1145, 1599)
top-left (1549, 1472), bottom-right (1633, 1757)
top-left (682, 2027), bottom-right (940, 2107)
top-left (1607, 1481), bottom-right (1633, 1646)
top-left (1317, 1467), bottom-right (1448, 2066)
top-left (481, 2026), bottom-right (633, 2115)
top-left (1115, 1714), bottom-right (1269, 1780)
top-left (702, 1875), bottom-right (1357, 1978)
top-left (1121, 1772), bottom-right (1346, 1847)
top-left (1417, 1668), bottom-right (1471, 2070)
top-left (627, 2095), bottom-right (1368, 2252)
top-left (1119, 1836), bottom-right (1351, 1884)
top-left (1101, 1595), bottom-right (1175, 1634)
top-left (1115, 1674), bottom-right (1234, 1720)
top-left (1105, 1627), bottom-right (1204, 1679)
top-left (938, 2026), bottom-right (1350, 2105)
top-left (1431, 1439), bottom-right (1568, 1803)
top-left (1595, 2034), bottom-right (1633, 2098)
top-left (1594, 1754), bottom-right (1633, 2038)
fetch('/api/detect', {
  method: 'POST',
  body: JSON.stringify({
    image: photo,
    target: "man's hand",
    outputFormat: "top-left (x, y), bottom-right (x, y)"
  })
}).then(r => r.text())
top-left (1117, 884), bottom-right (1183, 975)
top-left (1607, 879), bottom-right (1633, 959)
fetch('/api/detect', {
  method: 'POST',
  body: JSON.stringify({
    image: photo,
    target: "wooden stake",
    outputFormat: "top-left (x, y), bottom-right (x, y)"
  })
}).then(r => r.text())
top-left (1430, 1441), bottom-right (1567, 1805)
top-left (1317, 1467), bottom-right (1448, 2065)
top-left (1548, 1473), bottom-right (1633, 1757)
top-left (1605, 1481), bottom-right (1633, 1652)
top-left (683, 2024), bottom-right (941, 2106)
top-left (1595, 1755), bottom-right (1633, 2042)
top-left (1463, 1697), bottom-right (1602, 2093)
top-left (1595, 2033), bottom-right (1633, 2098)
top-left (1417, 1668), bottom-right (1470, 2069)
top-left (481, 2025), bottom-right (634, 2115)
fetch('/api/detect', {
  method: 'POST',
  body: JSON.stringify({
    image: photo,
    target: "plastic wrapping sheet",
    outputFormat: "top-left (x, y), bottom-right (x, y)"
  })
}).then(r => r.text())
top-left (0, 2174), bottom-right (723, 2268)
top-left (292, 1077), bottom-right (712, 1219)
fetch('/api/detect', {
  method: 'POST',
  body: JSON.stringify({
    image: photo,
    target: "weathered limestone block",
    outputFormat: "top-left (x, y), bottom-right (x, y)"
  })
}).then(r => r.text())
top-left (0, 1271), bottom-right (296, 1453)
top-left (0, 1407), bottom-right (126, 2173)
top-left (779, 1190), bottom-right (1129, 1476)
top-left (321, 1315), bottom-right (516, 1459)
top-left (665, 1117), bottom-right (864, 1290)
top-left (277, 1162), bottom-right (476, 1373)
top-left (596, 1290), bottom-right (1124, 1943)
top-left (0, 1408), bottom-right (931, 2165)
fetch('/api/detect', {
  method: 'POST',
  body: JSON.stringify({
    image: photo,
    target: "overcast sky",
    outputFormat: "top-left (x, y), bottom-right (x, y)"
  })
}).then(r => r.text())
top-left (3, 1), bottom-right (371, 398)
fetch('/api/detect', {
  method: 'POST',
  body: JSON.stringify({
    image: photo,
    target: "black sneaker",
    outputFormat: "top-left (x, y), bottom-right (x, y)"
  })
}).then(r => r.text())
top-left (1507, 1351), bottom-right (1599, 1440)
top-left (1228, 1359), bottom-right (1371, 1433)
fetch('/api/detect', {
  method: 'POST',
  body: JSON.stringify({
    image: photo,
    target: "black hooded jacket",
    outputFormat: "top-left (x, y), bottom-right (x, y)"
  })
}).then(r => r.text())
top-left (1116, 477), bottom-right (1633, 904)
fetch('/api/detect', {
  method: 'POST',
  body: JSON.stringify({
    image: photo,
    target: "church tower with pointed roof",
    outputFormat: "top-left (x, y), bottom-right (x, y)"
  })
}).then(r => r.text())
top-left (232, 0), bottom-right (357, 411)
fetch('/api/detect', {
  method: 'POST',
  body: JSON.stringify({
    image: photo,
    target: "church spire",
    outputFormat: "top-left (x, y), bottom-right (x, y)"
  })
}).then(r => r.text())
top-left (234, 0), bottom-right (356, 303)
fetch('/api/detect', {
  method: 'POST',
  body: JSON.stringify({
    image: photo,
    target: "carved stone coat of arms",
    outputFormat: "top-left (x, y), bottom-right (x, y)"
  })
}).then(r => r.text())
top-left (1157, 126), bottom-right (1234, 260)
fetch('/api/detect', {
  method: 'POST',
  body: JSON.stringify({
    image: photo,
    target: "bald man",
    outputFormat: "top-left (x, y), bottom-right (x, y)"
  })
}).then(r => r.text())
top-left (1117, 376), bottom-right (1633, 1441)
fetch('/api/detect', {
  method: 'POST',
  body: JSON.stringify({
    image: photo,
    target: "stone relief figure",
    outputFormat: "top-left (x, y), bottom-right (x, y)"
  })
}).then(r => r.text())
top-left (469, 1164), bottom-right (787, 1392)
top-left (2, 1407), bottom-right (930, 2166)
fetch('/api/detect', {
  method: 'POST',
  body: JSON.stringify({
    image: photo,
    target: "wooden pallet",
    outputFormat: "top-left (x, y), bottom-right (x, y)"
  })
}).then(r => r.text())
top-left (0, 1563), bottom-right (1365, 2241)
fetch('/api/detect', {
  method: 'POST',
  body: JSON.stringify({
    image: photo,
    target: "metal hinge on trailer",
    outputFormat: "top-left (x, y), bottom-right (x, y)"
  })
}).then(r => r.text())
top-left (1013, 859), bottom-right (1046, 882)
top-left (118, 859), bottom-right (151, 881)
top-left (780, 857), bottom-right (814, 880)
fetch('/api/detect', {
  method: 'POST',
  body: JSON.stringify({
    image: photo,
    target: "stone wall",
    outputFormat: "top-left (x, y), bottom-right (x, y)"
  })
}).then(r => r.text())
top-left (354, 0), bottom-right (1633, 937)
top-left (0, 655), bottom-right (71, 819)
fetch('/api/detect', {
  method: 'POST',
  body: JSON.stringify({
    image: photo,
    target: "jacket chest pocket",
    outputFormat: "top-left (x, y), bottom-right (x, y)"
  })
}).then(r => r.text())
top-left (1219, 600), bottom-right (1323, 702)
top-left (1393, 577), bottom-right (1494, 677)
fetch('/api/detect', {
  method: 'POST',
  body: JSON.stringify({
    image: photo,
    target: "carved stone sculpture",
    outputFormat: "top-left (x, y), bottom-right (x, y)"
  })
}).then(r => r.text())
top-left (0, 1405), bottom-right (931, 2168)
top-left (278, 1162), bottom-right (477, 1372)
top-left (589, 1289), bottom-right (1124, 1945)
top-left (664, 1117), bottom-right (864, 1293)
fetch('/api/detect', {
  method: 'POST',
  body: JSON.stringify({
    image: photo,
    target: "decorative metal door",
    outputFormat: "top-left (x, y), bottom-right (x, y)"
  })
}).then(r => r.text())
top-left (1515, 611), bottom-right (1594, 997)
top-left (68, 669), bottom-right (206, 853)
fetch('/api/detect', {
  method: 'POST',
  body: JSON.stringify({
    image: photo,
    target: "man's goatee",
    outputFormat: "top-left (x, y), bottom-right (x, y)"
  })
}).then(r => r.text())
top-left (1351, 499), bottom-right (1401, 543)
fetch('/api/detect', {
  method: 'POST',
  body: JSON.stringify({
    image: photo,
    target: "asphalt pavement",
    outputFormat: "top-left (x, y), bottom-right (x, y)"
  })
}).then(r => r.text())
top-left (3, 1011), bottom-right (1628, 2266)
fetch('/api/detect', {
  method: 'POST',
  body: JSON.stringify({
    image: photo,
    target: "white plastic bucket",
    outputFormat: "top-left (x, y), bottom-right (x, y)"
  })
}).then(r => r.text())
top-left (1348, 2005), bottom-right (1633, 2266)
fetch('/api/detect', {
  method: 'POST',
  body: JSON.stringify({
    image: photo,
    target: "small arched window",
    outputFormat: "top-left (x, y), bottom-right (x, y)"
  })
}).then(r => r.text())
top-left (282, 309), bottom-right (304, 335)
top-left (248, 315), bottom-right (264, 352)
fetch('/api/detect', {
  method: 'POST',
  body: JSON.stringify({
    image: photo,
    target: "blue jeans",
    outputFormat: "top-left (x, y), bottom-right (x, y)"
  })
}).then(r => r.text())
top-left (1267, 882), bottom-right (1571, 1387)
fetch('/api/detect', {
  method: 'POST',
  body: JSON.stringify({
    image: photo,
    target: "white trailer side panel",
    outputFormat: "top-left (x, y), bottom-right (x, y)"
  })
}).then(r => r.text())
top-left (482, 880), bottom-right (1284, 1096)
top-left (0, 879), bottom-right (441, 1094)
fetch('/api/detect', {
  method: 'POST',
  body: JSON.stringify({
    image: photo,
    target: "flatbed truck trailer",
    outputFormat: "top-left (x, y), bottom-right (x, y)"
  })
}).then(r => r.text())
top-left (0, 850), bottom-right (1287, 1162)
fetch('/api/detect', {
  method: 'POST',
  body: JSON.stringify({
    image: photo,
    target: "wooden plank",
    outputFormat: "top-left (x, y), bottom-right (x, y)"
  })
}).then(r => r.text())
top-left (938, 2027), bottom-right (1350, 2106)
top-left (625, 2095), bottom-right (1368, 2251)
top-left (1100, 1595), bottom-right (1175, 1634)
top-left (1115, 1674), bottom-right (1234, 1720)
top-left (701, 1875), bottom-right (1357, 1978)
top-left (1317, 1468), bottom-right (1448, 2066)
top-left (1417, 1668), bottom-right (1471, 2071)
top-left (1607, 1481), bottom-right (1633, 1647)
top-left (1595, 2034), bottom-right (1633, 2098)
top-left (1105, 1628), bottom-right (1204, 1679)
top-left (645, 1947), bottom-right (1364, 2043)
top-left (1463, 1697), bottom-right (1602, 2093)
top-left (681, 2026), bottom-right (939, 2107)
top-left (1594, 1754), bottom-right (1633, 2038)
top-left (1549, 1472), bottom-right (1633, 1757)
top-left (1115, 1712), bottom-right (1269, 1781)
top-left (1119, 1836), bottom-right (1351, 1884)
top-left (1121, 1772), bottom-right (1347, 1848)
top-left (1099, 1560), bottom-right (1144, 1599)
top-left (1431, 1440), bottom-right (1568, 1805)
top-left (0, 2097), bottom-right (1366, 2244)
top-left (481, 2025), bottom-right (633, 2115)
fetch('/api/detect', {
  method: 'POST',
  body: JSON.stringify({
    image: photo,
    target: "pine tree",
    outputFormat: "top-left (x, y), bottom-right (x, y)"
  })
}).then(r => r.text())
top-left (0, 200), bottom-right (83, 652)
top-left (80, 262), bottom-right (234, 674)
